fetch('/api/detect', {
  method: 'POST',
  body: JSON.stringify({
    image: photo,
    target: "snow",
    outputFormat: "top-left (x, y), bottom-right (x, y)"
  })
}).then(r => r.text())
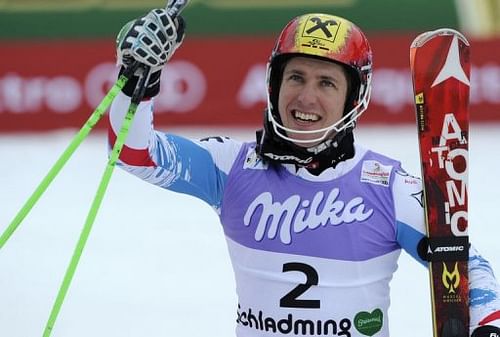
top-left (1, 124), bottom-right (499, 337)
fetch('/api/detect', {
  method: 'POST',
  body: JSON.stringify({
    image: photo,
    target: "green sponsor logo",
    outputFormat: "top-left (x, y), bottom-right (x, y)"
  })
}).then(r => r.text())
top-left (354, 308), bottom-right (383, 336)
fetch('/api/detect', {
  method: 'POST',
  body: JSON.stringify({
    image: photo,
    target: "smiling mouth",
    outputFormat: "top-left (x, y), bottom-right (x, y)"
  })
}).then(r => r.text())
top-left (292, 110), bottom-right (321, 123)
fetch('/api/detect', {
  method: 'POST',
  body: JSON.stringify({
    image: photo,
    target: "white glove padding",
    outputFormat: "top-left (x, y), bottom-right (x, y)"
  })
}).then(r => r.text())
top-left (116, 8), bottom-right (185, 73)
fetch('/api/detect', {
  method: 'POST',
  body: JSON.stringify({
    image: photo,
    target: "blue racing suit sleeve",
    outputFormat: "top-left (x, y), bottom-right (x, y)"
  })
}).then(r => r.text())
top-left (118, 132), bottom-right (243, 213)
top-left (108, 93), bottom-right (243, 213)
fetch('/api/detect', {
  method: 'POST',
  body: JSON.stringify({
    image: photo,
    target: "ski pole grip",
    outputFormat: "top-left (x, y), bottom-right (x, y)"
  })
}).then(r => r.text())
top-left (126, 1), bottom-right (188, 103)
top-left (130, 66), bottom-right (152, 104)
top-left (166, 0), bottom-right (188, 18)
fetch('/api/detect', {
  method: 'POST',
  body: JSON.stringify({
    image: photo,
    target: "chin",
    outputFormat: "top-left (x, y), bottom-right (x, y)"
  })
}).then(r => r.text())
top-left (289, 137), bottom-right (323, 148)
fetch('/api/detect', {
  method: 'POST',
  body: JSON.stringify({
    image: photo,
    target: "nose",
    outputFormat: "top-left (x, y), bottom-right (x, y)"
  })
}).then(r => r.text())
top-left (296, 82), bottom-right (318, 107)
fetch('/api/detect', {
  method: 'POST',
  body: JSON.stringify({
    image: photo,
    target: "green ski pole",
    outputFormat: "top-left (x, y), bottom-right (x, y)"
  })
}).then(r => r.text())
top-left (0, 65), bottom-right (137, 250)
top-left (41, 2), bottom-right (188, 335)
top-left (42, 65), bottom-right (151, 337)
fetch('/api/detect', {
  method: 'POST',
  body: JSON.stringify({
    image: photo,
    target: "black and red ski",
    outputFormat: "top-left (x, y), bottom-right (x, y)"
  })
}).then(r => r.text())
top-left (410, 29), bottom-right (471, 337)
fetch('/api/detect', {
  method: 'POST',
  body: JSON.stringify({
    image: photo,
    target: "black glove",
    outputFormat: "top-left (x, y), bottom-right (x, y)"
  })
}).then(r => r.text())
top-left (472, 325), bottom-right (500, 337)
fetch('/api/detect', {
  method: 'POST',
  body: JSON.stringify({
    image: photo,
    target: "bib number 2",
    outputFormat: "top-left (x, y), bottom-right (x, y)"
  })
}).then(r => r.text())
top-left (279, 262), bottom-right (320, 309)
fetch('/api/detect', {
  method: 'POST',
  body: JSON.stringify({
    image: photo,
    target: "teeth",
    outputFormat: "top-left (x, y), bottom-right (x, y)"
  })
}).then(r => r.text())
top-left (293, 110), bottom-right (320, 122)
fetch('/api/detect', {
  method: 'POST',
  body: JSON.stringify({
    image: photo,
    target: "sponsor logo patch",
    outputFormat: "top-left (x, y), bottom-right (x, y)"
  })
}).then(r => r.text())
top-left (244, 189), bottom-right (374, 244)
top-left (354, 308), bottom-right (383, 336)
top-left (360, 160), bottom-right (392, 187)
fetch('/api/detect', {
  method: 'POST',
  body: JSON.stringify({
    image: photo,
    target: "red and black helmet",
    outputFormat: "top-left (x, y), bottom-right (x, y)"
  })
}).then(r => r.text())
top-left (264, 13), bottom-right (373, 146)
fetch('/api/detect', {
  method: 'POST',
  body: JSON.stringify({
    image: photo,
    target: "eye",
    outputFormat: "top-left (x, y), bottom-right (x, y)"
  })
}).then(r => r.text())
top-left (286, 73), bottom-right (303, 83)
top-left (320, 79), bottom-right (336, 88)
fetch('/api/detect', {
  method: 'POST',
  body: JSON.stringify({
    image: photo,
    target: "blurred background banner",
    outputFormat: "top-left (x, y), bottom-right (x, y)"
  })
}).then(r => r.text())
top-left (0, 0), bottom-right (499, 131)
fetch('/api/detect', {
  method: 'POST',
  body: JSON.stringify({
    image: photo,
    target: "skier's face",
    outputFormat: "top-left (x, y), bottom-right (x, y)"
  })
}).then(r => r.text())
top-left (278, 56), bottom-right (348, 146)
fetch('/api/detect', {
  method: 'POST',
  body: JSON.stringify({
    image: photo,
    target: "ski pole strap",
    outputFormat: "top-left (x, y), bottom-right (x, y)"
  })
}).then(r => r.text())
top-left (417, 236), bottom-right (469, 262)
